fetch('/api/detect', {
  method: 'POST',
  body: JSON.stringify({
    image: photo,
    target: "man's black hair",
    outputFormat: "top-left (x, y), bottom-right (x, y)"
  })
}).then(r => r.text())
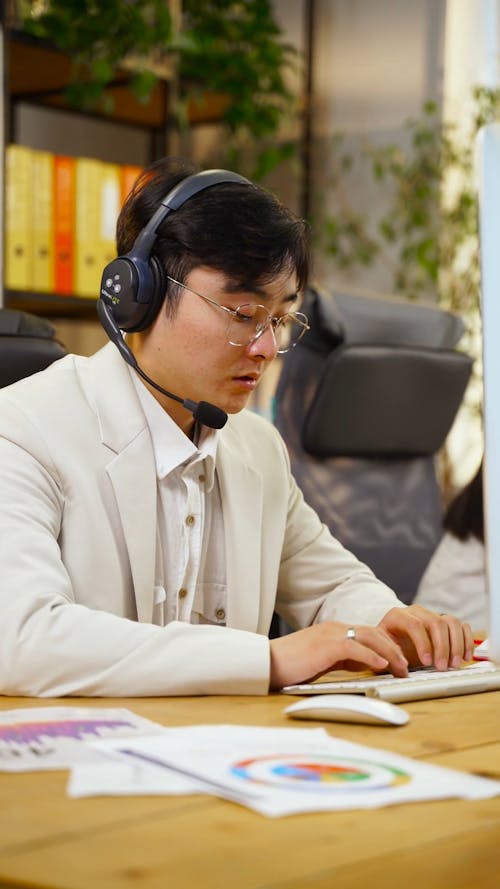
top-left (116, 156), bottom-right (310, 317)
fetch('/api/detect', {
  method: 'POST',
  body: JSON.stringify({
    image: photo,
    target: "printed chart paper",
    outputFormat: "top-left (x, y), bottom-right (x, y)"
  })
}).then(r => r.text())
top-left (0, 707), bottom-right (166, 772)
top-left (69, 726), bottom-right (327, 800)
top-left (85, 724), bottom-right (500, 817)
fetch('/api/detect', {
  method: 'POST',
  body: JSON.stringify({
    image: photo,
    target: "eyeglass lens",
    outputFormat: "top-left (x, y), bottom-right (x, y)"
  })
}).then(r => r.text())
top-left (227, 305), bottom-right (308, 352)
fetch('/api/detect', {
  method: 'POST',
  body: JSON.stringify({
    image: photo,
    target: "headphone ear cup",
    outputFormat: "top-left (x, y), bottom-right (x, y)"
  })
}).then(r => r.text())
top-left (131, 254), bottom-right (166, 332)
top-left (100, 254), bottom-right (165, 333)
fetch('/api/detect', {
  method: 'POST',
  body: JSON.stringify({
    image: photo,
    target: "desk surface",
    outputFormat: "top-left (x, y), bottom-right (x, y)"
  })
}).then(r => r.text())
top-left (0, 690), bottom-right (499, 889)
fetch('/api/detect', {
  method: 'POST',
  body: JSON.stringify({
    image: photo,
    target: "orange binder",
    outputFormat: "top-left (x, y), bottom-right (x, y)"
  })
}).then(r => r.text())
top-left (53, 155), bottom-right (75, 295)
top-left (120, 164), bottom-right (142, 206)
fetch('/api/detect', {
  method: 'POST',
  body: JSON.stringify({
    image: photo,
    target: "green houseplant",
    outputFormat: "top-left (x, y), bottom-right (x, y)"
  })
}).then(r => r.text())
top-left (318, 87), bottom-right (500, 492)
top-left (12, 0), bottom-right (300, 178)
top-left (321, 88), bottom-right (500, 320)
top-left (320, 103), bottom-right (481, 403)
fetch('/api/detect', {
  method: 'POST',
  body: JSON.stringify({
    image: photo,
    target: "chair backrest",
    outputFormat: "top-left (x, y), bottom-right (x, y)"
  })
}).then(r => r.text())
top-left (274, 288), bottom-right (473, 604)
top-left (0, 308), bottom-right (67, 388)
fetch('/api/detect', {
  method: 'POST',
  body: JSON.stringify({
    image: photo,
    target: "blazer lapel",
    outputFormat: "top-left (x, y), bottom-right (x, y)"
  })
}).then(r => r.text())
top-left (88, 344), bottom-right (157, 623)
top-left (217, 434), bottom-right (263, 631)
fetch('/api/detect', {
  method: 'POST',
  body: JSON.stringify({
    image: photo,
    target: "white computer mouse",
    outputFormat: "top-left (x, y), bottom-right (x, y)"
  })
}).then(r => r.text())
top-left (284, 694), bottom-right (410, 726)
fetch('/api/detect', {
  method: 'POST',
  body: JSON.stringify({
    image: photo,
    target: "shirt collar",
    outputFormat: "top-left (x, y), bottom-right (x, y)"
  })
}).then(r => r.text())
top-left (129, 366), bottom-right (219, 489)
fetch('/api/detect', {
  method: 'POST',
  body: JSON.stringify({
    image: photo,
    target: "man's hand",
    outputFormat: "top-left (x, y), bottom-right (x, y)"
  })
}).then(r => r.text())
top-left (379, 604), bottom-right (474, 671)
top-left (269, 606), bottom-right (474, 691)
top-left (269, 621), bottom-right (409, 691)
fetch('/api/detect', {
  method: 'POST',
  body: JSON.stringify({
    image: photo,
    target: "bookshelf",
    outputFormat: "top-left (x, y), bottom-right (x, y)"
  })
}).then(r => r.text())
top-left (1, 28), bottom-right (234, 321)
top-left (4, 290), bottom-right (102, 320)
top-left (0, 25), bottom-right (177, 319)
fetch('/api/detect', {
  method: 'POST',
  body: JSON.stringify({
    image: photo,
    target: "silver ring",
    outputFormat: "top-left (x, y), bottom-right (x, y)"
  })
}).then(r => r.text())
top-left (346, 627), bottom-right (357, 640)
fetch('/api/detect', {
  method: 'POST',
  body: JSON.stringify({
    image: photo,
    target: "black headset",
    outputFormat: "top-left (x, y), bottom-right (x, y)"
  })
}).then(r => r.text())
top-left (97, 168), bottom-right (252, 429)
top-left (98, 168), bottom-right (251, 334)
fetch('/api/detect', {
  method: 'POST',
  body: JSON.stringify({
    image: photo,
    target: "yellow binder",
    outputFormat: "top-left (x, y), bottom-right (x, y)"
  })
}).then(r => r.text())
top-left (99, 162), bottom-right (121, 271)
top-left (74, 156), bottom-right (102, 299)
top-left (32, 149), bottom-right (55, 293)
top-left (5, 144), bottom-right (33, 291)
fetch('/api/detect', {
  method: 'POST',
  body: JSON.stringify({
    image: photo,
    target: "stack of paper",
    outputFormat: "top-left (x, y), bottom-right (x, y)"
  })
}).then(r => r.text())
top-left (68, 723), bottom-right (500, 817)
top-left (3, 709), bottom-right (498, 817)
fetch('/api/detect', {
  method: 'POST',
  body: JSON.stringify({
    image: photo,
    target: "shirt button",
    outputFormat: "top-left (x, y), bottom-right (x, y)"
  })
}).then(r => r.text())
top-left (215, 608), bottom-right (226, 621)
top-left (198, 474), bottom-right (206, 483)
top-left (185, 515), bottom-right (195, 526)
top-left (178, 588), bottom-right (188, 599)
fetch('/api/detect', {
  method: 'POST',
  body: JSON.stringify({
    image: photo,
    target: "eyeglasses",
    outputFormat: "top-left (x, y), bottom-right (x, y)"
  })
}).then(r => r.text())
top-left (166, 276), bottom-right (310, 353)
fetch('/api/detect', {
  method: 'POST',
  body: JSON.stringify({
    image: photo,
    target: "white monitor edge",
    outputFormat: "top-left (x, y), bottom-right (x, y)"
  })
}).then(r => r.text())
top-left (476, 122), bottom-right (500, 664)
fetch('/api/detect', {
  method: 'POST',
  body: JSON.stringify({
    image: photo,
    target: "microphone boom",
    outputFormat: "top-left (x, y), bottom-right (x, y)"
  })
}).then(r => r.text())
top-left (98, 298), bottom-right (228, 430)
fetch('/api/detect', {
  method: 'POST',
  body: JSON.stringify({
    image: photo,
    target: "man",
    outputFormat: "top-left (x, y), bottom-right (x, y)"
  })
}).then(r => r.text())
top-left (0, 157), bottom-right (472, 697)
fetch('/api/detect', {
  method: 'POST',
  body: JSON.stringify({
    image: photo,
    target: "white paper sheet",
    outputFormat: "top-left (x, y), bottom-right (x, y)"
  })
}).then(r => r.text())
top-left (67, 761), bottom-right (209, 797)
top-left (82, 724), bottom-right (500, 817)
top-left (474, 638), bottom-right (490, 659)
top-left (71, 726), bottom-right (328, 802)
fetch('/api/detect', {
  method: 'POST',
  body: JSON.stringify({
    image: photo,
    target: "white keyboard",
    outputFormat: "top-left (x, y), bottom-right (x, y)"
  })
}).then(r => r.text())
top-left (281, 661), bottom-right (500, 703)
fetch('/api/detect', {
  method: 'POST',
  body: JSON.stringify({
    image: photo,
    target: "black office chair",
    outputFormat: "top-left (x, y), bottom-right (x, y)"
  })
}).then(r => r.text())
top-left (274, 287), bottom-right (473, 604)
top-left (0, 308), bottom-right (67, 388)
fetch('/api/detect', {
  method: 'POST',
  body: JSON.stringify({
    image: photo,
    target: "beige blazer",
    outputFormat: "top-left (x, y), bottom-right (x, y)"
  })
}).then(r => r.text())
top-left (0, 343), bottom-right (401, 697)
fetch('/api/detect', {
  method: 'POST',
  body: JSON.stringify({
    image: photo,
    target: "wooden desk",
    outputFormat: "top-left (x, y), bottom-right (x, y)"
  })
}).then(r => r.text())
top-left (0, 691), bottom-right (499, 889)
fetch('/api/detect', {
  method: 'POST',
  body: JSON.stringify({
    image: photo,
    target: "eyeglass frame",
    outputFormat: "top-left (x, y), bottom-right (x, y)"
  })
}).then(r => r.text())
top-left (165, 275), bottom-right (310, 353)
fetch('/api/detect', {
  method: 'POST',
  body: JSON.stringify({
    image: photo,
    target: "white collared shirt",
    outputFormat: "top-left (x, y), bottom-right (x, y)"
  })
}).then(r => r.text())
top-left (130, 368), bottom-right (227, 627)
